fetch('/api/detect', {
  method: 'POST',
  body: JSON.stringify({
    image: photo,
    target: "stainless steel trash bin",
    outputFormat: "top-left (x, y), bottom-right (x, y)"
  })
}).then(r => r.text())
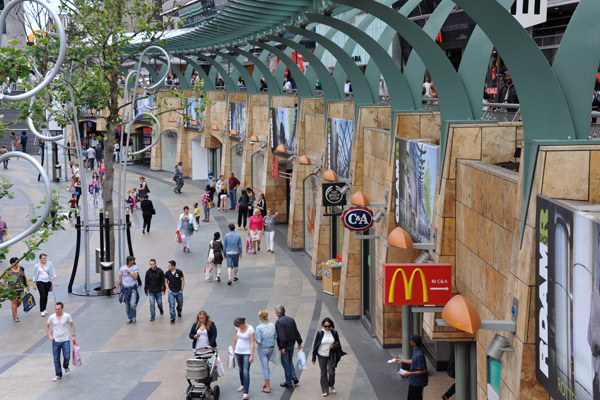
top-left (100, 261), bottom-right (115, 291)
top-left (53, 163), bottom-right (61, 182)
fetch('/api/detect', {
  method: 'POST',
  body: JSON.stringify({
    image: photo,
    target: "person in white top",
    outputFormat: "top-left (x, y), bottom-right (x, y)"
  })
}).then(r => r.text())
top-left (423, 77), bottom-right (432, 98)
top-left (33, 253), bottom-right (58, 317)
top-left (177, 206), bottom-right (198, 253)
top-left (344, 76), bottom-right (352, 94)
top-left (233, 317), bottom-right (255, 399)
top-left (45, 302), bottom-right (76, 382)
top-left (312, 318), bottom-right (342, 397)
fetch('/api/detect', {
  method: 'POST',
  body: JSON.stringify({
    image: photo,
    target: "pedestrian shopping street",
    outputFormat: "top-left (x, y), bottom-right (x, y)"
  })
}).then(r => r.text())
top-left (0, 160), bottom-right (451, 400)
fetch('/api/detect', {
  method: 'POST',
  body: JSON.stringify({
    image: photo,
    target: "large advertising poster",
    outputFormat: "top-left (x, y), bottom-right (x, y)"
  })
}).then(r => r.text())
top-left (536, 195), bottom-right (599, 400)
top-left (394, 138), bottom-right (438, 243)
top-left (185, 97), bottom-right (204, 129)
top-left (327, 118), bottom-right (354, 179)
top-left (229, 102), bottom-right (247, 138)
top-left (270, 107), bottom-right (297, 152)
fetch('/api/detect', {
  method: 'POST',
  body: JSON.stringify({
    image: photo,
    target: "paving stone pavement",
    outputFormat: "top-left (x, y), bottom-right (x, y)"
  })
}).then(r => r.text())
top-left (0, 159), bottom-right (452, 399)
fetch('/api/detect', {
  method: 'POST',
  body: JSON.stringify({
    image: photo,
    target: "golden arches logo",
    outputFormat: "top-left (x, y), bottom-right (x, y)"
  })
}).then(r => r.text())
top-left (388, 268), bottom-right (429, 304)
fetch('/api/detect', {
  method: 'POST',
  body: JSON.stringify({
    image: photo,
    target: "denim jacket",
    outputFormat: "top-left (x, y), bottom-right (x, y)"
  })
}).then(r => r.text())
top-left (256, 322), bottom-right (277, 348)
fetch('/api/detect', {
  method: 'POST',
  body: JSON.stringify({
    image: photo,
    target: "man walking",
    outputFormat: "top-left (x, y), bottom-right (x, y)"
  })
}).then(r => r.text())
top-left (20, 131), bottom-right (28, 153)
top-left (0, 216), bottom-right (7, 243)
top-left (223, 223), bottom-right (242, 285)
top-left (45, 302), bottom-right (76, 382)
top-left (274, 305), bottom-right (302, 388)
top-left (86, 145), bottom-right (96, 170)
top-left (165, 260), bottom-right (184, 324)
top-left (95, 143), bottom-right (103, 168)
top-left (174, 162), bottom-right (184, 194)
top-left (115, 256), bottom-right (139, 324)
top-left (228, 172), bottom-right (240, 210)
top-left (144, 259), bottom-right (165, 321)
top-left (396, 335), bottom-right (428, 399)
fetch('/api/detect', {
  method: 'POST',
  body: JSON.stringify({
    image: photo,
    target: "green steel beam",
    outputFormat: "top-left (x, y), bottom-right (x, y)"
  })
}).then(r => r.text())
top-left (305, 12), bottom-right (415, 110)
top-left (227, 46), bottom-right (282, 95)
top-left (196, 53), bottom-right (237, 92)
top-left (286, 26), bottom-right (374, 104)
top-left (265, 34), bottom-right (341, 100)
top-left (179, 55), bottom-right (214, 91)
top-left (215, 50), bottom-right (259, 94)
top-left (248, 40), bottom-right (313, 97)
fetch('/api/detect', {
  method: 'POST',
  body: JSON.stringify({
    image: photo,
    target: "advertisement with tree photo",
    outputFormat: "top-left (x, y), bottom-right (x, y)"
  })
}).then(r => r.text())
top-left (270, 107), bottom-right (297, 152)
top-left (327, 118), bottom-right (354, 179)
top-left (229, 102), bottom-right (247, 138)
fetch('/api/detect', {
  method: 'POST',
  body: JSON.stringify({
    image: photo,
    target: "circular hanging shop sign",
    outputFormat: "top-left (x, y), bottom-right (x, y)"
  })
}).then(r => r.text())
top-left (323, 182), bottom-right (347, 207)
top-left (342, 206), bottom-right (374, 232)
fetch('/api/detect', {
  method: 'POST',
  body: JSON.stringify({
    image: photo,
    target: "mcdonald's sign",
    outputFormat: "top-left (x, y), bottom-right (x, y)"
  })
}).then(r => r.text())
top-left (383, 263), bottom-right (452, 306)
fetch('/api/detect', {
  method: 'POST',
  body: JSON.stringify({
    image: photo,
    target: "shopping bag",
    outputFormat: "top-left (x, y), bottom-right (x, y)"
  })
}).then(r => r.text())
top-left (297, 350), bottom-right (307, 370)
top-left (207, 248), bottom-right (215, 262)
top-left (216, 355), bottom-right (225, 378)
top-left (204, 262), bottom-right (213, 281)
top-left (175, 230), bottom-right (182, 244)
top-left (22, 292), bottom-right (36, 312)
top-left (245, 234), bottom-right (251, 253)
top-left (228, 346), bottom-right (236, 369)
top-left (72, 341), bottom-right (82, 367)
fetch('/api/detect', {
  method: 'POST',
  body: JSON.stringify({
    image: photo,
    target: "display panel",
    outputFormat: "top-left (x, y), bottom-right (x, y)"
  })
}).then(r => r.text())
top-left (270, 107), bottom-right (297, 152)
top-left (229, 102), bottom-right (247, 138)
top-left (327, 118), bottom-right (354, 179)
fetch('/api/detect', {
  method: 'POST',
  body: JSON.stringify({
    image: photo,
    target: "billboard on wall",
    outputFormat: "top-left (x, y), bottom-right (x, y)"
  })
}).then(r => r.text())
top-left (383, 263), bottom-right (452, 306)
top-left (395, 138), bottom-right (438, 243)
top-left (535, 195), bottom-right (599, 400)
top-left (229, 102), bottom-right (247, 138)
top-left (185, 97), bottom-right (204, 128)
top-left (327, 118), bottom-right (354, 179)
top-left (270, 107), bottom-right (297, 152)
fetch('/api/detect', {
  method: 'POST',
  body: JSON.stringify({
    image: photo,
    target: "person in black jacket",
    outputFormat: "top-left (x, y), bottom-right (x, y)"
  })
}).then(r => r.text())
top-left (144, 259), bottom-right (165, 321)
top-left (238, 189), bottom-right (249, 229)
top-left (275, 305), bottom-right (302, 388)
top-left (189, 310), bottom-right (218, 355)
top-left (140, 195), bottom-right (155, 234)
top-left (312, 318), bottom-right (342, 397)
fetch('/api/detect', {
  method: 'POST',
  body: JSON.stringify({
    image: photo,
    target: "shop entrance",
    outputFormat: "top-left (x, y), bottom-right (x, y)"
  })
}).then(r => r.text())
top-left (161, 130), bottom-right (178, 171)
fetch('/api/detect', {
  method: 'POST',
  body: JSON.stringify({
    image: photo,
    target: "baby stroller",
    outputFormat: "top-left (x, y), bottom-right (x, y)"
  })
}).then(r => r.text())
top-left (185, 352), bottom-right (220, 400)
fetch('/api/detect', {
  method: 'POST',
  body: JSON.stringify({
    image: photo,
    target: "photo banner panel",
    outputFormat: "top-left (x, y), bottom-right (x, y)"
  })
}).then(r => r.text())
top-left (229, 102), bottom-right (247, 138)
top-left (270, 107), bottom-right (298, 152)
top-left (327, 118), bottom-right (354, 179)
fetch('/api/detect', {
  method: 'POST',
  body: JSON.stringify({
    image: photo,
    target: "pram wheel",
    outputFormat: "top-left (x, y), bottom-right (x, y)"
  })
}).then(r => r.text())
top-left (212, 385), bottom-right (220, 400)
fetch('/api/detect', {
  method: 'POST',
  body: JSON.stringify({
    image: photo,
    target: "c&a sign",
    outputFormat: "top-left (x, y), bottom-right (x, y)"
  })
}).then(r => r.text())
top-left (384, 263), bottom-right (452, 306)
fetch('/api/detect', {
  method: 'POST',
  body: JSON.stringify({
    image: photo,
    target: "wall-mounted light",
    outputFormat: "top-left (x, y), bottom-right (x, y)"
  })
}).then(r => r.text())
top-left (297, 154), bottom-right (322, 166)
top-left (229, 129), bottom-right (244, 142)
top-left (436, 295), bottom-right (517, 333)
top-left (211, 124), bottom-right (226, 137)
top-left (249, 134), bottom-right (266, 145)
top-left (168, 116), bottom-right (176, 123)
top-left (311, 166), bottom-right (321, 175)
top-left (322, 169), bottom-right (338, 182)
top-left (372, 210), bottom-right (384, 222)
top-left (385, 226), bottom-right (435, 251)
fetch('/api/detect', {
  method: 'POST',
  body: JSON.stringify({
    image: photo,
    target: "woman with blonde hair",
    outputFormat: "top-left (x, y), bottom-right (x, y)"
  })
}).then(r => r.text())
top-left (248, 208), bottom-right (264, 254)
top-left (189, 310), bottom-right (218, 355)
top-left (255, 309), bottom-right (277, 393)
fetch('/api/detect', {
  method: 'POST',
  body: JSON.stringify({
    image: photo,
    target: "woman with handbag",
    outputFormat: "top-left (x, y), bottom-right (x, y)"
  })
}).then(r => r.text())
top-left (33, 253), bottom-right (58, 317)
top-left (209, 232), bottom-right (224, 282)
top-left (140, 194), bottom-right (155, 234)
top-left (189, 310), bottom-right (218, 355)
top-left (312, 318), bottom-right (342, 397)
top-left (202, 186), bottom-right (212, 222)
top-left (177, 206), bottom-right (198, 253)
top-left (248, 209), bottom-right (264, 254)
top-left (4, 257), bottom-right (30, 322)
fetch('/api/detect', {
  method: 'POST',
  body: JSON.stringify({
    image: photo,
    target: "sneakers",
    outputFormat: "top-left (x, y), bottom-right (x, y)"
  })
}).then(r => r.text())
top-left (41, 310), bottom-right (47, 317)
top-left (126, 319), bottom-right (133, 325)
top-left (65, 368), bottom-right (70, 375)
top-left (330, 387), bottom-right (336, 394)
top-left (132, 318), bottom-right (136, 324)
top-left (170, 319), bottom-right (175, 324)
top-left (150, 317), bottom-right (155, 321)
top-left (322, 393), bottom-right (328, 397)
top-left (52, 376), bottom-right (61, 382)
top-left (159, 307), bottom-right (164, 316)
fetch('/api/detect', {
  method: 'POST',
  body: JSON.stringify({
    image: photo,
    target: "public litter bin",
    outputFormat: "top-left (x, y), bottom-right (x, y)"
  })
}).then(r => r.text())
top-left (322, 261), bottom-right (341, 297)
top-left (100, 261), bottom-right (115, 292)
top-left (95, 248), bottom-right (101, 273)
top-left (53, 163), bottom-right (61, 182)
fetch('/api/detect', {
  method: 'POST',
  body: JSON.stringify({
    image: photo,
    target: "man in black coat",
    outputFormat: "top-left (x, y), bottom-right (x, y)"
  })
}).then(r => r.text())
top-left (144, 259), bottom-right (165, 321)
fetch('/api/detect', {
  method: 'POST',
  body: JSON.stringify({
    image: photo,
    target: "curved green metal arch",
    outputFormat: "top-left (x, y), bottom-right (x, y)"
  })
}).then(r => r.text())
top-left (196, 53), bottom-right (237, 92)
top-left (215, 50), bottom-right (259, 94)
top-left (306, 12), bottom-right (415, 110)
top-left (552, 0), bottom-right (600, 140)
top-left (227, 46), bottom-right (282, 96)
top-left (286, 26), bottom-right (374, 104)
top-left (179, 55), bottom-right (214, 91)
top-left (248, 40), bottom-right (313, 97)
top-left (154, 56), bottom-right (189, 90)
top-left (265, 34), bottom-right (340, 100)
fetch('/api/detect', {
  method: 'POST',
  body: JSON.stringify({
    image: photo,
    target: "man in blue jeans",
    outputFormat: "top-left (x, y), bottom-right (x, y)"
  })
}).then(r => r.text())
top-left (115, 256), bottom-right (140, 324)
top-left (144, 259), bottom-right (165, 321)
top-left (396, 334), bottom-right (428, 399)
top-left (275, 305), bottom-right (303, 388)
top-left (45, 302), bottom-right (76, 382)
top-left (228, 172), bottom-right (240, 210)
top-left (165, 260), bottom-right (185, 324)
top-left (223, 223), bottom-right (242, 285)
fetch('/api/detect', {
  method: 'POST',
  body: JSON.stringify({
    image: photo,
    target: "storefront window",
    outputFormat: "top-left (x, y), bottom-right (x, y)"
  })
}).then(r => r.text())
top-left (303, 174), bottom-right (319, 258)
top-left (230, 144), bottom-right (243, 179)
top-left (251, 151), bottom-right (265, 190)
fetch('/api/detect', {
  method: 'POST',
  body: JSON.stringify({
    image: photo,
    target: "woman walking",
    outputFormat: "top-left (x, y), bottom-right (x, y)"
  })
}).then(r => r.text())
top-left (237, 190), bottom-right (249, 229)
top-left (209, 232), bottom-right (224, 282)
top-left (202, 186), bottom-right (212, 222)
top-left (177, 206), bottom-right (198, 253)
top-left (90, 172), bottom-right (100, 205)
top-left (219, 185), bottom-right (228, 212)
top-left (4, 257), bottom-right (30, 322)
top-left (233, 317), bottom-right (255, 399)
top-left (138, 176), bottom-right (149, 199)
top-left (216, 175), bottom-right (226, 209)
top-left (248, 209), bottom-right (264, 254)
top-left (140, 194), bottom-right (155, 234)
top-left (256, 309), bottom-right (277, 393)
top-left (256, 193), bottom-right (266, 217)
top-left (74, 177), bottom-right (82, 207)
top-left (312, 318), bottom-right (342, 397)
top-left (263, 209), bottom-right (278, 253)
top-left (246, 188), bottom-right (255, 218)
top-left (33, 253), bottom-right (58, 317)
top-left (189, 310), bottom-right (218, 355)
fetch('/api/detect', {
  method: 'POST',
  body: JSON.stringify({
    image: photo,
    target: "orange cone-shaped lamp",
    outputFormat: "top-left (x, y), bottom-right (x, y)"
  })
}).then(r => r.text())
top-left (275, 143), bottom-right (287, 153)
top-left (386, 227), bottom-right (413, 249)
top-left (211, 125), bottom-right (219, 131)
top-left (350, 190), bottom-right (370, 206)
top-left (322, 169), bottom-right (338, 182)
top-left (249, 134), bottom-right (260, 142)
top-left (230, 129), bottom-right (239, 136)
top-left (441, 295), bottom-right (482, 334)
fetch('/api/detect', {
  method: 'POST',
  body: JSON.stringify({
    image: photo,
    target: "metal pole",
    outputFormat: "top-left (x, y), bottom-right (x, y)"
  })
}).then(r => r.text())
top-left (469, 342), bottom-right (477, 399)
top-left (455, 343), bottom-right (469, 400)
top-left (99, 210), bottom-right (104, 262)
top-left (402, 305), bottom-right (410, 359)
top-left (412, 308), bottom-right (420, 336)
top-left (105, 216), bottom-right (111, 262)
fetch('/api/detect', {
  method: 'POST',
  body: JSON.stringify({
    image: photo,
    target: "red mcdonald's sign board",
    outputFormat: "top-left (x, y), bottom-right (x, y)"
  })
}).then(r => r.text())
top-left (383, 263), bottom-right (452, 306)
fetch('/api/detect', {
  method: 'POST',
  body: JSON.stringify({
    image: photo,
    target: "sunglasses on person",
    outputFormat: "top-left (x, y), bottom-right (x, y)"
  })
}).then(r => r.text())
top-left (323, 324), bottom-right (332, 329)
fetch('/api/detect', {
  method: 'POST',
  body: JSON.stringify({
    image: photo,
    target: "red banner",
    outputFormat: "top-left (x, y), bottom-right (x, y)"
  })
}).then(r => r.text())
top-left (272, 156), bottom-right (278, 179)
top-left (383, 263), bottom-right (452, 306)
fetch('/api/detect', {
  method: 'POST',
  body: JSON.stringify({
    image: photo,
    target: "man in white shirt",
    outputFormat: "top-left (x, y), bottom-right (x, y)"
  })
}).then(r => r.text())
top-left (86, 146), bottom-right (96, 171)
top-left (45, 302), bottom-right (76, 382)
top-left (344, 77), bottom-right (352, 95)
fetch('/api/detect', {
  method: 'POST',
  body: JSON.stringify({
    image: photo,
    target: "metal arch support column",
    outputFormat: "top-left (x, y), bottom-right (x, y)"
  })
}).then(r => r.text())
top-left (226, 46), bottom-right (282, 95)
top-left (265, 35), bottom-right (340, 100)
top-left (196, 53), bottom-right (237, 92)
top-left (305, 13), bottom-right (415, 110)
top-left (552, 0), bottom-right (600, 140)
top-left (247, 40), bottom-right (312, 97)
top-left (179, 55), bottom-right (214, 91)
top-left (285, 27), bottom-right (373, 105)
top-left (215, 50), bottom-right (259, 94)
top-left (451, 0), bottom-right (576, 244)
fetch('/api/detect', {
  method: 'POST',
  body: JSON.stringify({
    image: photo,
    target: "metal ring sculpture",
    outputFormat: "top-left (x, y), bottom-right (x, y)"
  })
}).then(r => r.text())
top-left (127, 112), bottom-right (163, 156)
top-left (27, 103), bottom-right (77, 149)
top-left (0, 0), bottom-right (66, 102)
top-left (0, 153), bottom-right (52, 249)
